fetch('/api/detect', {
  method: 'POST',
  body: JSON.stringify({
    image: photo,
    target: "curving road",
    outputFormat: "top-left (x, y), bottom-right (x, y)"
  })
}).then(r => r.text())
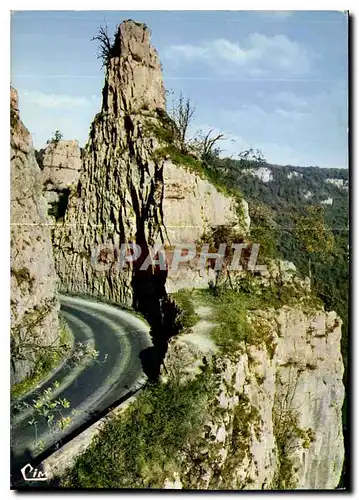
top-left (11, 295), bottom-right (153, 471)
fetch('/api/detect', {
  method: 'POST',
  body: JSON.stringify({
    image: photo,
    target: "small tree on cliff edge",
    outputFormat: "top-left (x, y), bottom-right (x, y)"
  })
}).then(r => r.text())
top-left (170, 93), bottom-right (225, 162)
top-left (53, 130), bottom-right (63, 142)
top-left (170, 92), bottom-right (196, 153)
top-left (46, 130), bottom-right (63, 145)
top-left (294, 205), bottom-right (334, 286)
top-left (191, 129), bottom-right (225, 164)
top-left (91, 21), bottom-right (115, 68)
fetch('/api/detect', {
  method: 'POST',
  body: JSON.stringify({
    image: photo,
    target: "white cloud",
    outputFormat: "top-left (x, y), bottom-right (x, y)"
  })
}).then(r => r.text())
top-left (187, 122), bottom-right (293, 165)
top-left (22, 90), bottom-right (91, 108)
top-left (222, 104), bottom-right (308, 135)
top-left (166, 33), bottom-right (311, 77)
top-left (214, 84), bottom-right (347, 168)
top-left (188, 122), bottom-right (249, 158)
top-left (270, 91), bottom-right (308, 108)
top-left (257, 141), bottom-right (303, 166)
top-left (219, 132), bottom-right (303, 166)
top-left (273, 107), bottom-right (309, 121)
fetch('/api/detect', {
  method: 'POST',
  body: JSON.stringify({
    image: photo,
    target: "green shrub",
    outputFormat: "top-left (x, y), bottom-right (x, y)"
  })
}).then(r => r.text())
top-left (210, 289), bottom-right (253, 351)
top-left (11, 320), bottom-right (73, 400)
top-left (61, 373), bottom-right (212, 488)
top-left (171, 290), bottom-right (200, 332)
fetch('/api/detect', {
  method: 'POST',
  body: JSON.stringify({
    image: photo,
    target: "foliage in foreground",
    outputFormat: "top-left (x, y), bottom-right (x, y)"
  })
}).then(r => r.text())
top-left (60, 280), bottom-right (318, 489)
top-left (11, 320), bottom-right (73, 400)
top-left (171, 290), bottom-right (200, 332)
top-left (61, 373), bottom-right (212, 488)
top-left (24, 382), bottom-right (73, 453)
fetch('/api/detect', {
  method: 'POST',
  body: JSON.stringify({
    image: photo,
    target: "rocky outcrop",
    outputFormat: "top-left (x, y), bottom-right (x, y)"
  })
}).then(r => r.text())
top-left (52, 21), bottom-right (167, 311)
top-left (38, 140), bottom-right (82, 215)
top-left (161, 304), bottom-right (344, 490)
top-left (325, 178), bottom-right (348, 190)
top-left (10, 87), bottom-right (60, 385)
top-left (162, 161), bottom-right (249, 293)
top-left (53, 21), bottom-right (246, 313)
top-left (108, 19), bottom-right (166, 112)
top-left (162, 161), bottom-right (249, 244)
top-left (242, 167), bottom-right (273, 183)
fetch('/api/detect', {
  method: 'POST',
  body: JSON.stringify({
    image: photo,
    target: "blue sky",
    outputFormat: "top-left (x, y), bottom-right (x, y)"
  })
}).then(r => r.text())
top-left (11, 10), bottom-right (348, 168)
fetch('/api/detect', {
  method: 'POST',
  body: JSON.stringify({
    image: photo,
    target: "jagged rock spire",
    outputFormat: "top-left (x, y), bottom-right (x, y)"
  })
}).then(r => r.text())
top-left (102, 20), bottom-right (166, 115)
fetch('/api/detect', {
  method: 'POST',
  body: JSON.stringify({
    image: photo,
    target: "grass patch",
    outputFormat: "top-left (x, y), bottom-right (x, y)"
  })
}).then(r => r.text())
top-left (206, 289), bottom-right (253, 351)
top-left (61, 372), bottom-right (213, 488)
top-left (180, 286), bottom-right (270, 353)
top-left (172, 278), bottom-right (313, 355)
top-left (171, 290), bottom-right (200, 332)
top-left (11, 319), bottom-right (73, 400)
top-left (152, 144), bottom-right (203, 172)
top-left (153, 143), bottom-right (243, 203)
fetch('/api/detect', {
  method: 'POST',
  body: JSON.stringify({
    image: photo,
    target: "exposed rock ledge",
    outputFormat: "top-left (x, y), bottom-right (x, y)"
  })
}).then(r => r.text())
top-left (161, 303), bottom-right (344, 490)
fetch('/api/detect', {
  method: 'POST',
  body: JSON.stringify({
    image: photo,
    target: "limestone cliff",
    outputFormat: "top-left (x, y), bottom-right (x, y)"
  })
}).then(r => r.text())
top-left (161, 302), bottom-right (344, 490)
top-left (52, 21), bottom-right (246, 311)
top-left (162, 161), bottom-right (249, 244)
top-left (10, 87), bottom-right (60, 385)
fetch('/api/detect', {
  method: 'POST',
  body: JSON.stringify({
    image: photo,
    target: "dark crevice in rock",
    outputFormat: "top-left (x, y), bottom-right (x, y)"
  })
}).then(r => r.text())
top-left (76, 180), bottom-right (82, 198)
top-left (48, 188), bottom-right (71, 221)
top-left (124, 115), bottom-right (135, 157)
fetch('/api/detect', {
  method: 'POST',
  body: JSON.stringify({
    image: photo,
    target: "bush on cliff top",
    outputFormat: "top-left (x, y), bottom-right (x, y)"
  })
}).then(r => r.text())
top-left (171, 276), bottom-right (317, 355)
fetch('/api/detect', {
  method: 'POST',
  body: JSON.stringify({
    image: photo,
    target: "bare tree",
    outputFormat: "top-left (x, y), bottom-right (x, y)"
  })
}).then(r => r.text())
top-left (91, 21), bottom-right (114, 68)
top-left (170, 93), bottom-right (196, 152)
top-left (192, 129), bottom-right (226, 163)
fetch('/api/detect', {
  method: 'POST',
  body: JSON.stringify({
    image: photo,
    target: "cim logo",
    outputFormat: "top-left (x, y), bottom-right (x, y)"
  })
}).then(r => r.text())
top-left (21, 463), bottom-right (48, 482)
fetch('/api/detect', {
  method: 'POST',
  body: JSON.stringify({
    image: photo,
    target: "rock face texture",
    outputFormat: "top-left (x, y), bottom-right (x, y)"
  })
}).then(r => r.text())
top-left (162, 161), bottom-right (249, 244)
top-left (53, 21), bottom-right (245, 311)
top-left (242, 166), bottom-right (273, 183)
top-left (38, 140), bottom-right (82, 212)
top-left (325, 178), bottom-right (348, 190)
top-left (109, 20), bottom-right (166, 113)
top-left (161, 305), bottom-right (344, 490)
top-left (10, 87), bottom-right (60, 385)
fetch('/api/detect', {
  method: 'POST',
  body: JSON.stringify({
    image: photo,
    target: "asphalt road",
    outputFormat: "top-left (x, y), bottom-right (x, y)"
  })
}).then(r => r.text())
top-left (11, 295), bottom-right (152, 472)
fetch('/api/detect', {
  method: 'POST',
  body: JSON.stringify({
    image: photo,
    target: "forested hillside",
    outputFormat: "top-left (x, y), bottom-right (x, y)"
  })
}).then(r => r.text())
top-left (209, 157), bottom-right (349, 360)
